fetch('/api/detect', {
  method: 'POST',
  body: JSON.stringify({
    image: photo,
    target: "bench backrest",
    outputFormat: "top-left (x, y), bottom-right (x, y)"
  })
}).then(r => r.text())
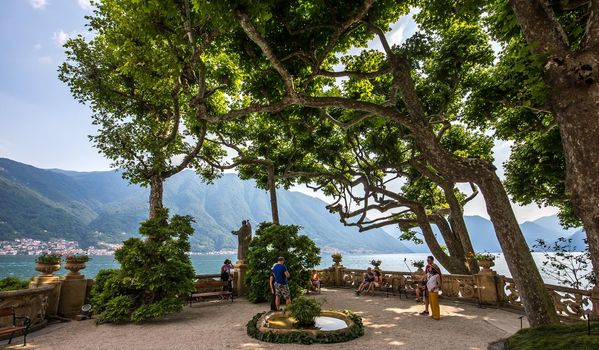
top-left (194, 280), bottom-right (226, 292)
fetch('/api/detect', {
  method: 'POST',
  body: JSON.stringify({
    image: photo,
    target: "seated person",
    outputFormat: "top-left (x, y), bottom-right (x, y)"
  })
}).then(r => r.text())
top-left (356, 267), bottom-right (374, 295)
top-left (414, 275), bottom-right (427, 303)
top-left (309, 270), bottom-right (321, 293)
top-left (367, 269), bottom-right (383, 294)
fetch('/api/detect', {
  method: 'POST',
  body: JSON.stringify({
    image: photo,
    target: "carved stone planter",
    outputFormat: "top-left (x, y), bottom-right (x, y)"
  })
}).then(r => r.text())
top-left (478, 259), bottom-right (495, 274)
top-left (35, 262), bottom-right (60, 276)
top-left (64, 262), bottom-right (86, 279)
top-left (332, 255), bottom-right (342, 266)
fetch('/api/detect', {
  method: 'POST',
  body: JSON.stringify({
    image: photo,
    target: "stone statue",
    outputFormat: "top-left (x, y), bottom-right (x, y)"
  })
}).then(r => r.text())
top-left (232, 220), bottom-right (252, 263)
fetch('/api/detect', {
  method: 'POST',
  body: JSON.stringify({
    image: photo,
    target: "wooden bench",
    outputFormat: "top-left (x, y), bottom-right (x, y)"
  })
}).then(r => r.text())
top-left (366, 276), bottom-right (409, 298)
top-left (188, 277), bottom-right (233, 306)
top-left (0, 307), bottom-right (30, 346)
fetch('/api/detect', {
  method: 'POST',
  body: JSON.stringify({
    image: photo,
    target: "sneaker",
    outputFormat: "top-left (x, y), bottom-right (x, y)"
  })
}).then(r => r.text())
top-left (415, 298), bottom-right (422, 303)
top-left (419, 311), bottom-right (429, 316)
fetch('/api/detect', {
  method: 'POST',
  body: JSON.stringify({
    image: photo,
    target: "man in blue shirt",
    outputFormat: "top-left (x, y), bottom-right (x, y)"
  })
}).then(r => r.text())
top-left (271, 257), bottom-right (291, 310)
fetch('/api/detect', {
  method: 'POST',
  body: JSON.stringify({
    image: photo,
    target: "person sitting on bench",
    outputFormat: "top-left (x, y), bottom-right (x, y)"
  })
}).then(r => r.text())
top-left (309, 270), bottom-right (321, 293)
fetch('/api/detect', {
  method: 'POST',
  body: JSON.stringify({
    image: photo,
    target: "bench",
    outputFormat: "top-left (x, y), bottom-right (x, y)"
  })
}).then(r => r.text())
top-left (188, 277), bottom-right (233, 306)
top-left (366, 275), bottom-right (409, 298)
top-left (0, 307), bottom-right (30, 346)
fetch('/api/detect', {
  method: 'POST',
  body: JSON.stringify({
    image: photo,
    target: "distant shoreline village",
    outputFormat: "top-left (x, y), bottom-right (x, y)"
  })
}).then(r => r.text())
top-left (0, 238), bottom-right (237, 256)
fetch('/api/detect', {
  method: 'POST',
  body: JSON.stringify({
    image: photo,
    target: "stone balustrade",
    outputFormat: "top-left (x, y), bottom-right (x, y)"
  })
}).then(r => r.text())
top-left (0, 284), bottom-right (55, 332)
top-left (317, 263), bottom-right (599, 321)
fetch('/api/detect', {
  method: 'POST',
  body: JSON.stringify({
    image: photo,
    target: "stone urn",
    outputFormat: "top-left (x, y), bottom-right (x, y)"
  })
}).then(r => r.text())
top-left (478, 259), bottom-right (495, 274)
top-left (332, 254), bottom-right (342, 266)
top-left (35, 262), bottom-right (61, 276)
top-left (64, 261), bottom-right (86, 277)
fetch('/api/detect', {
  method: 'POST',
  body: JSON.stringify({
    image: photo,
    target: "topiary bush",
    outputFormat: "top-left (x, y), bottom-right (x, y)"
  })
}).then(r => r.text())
top-left (246, 223), bottom-right (320, 303)
top-left (90, 209), bottom-right (195, 324)
top-left (287, 296), bottom-right (321, 327)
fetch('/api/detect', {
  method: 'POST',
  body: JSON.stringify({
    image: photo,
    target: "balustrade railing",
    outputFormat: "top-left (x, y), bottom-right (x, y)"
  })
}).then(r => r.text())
top-left (317, 264), bottom-right (599, 320)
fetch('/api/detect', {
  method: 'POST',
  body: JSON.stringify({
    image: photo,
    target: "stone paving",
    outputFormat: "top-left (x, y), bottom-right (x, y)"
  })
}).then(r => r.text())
top-left (1, 288), bottom-right (529, 350)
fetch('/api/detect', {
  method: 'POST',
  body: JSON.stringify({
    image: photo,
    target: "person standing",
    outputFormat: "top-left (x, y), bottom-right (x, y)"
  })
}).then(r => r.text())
top-left (420, 256), bottom-right (442, 315)
top-left (272, 257), bottom-right (291, 310)
top-left (269, 266), bottom-right (277, 311)
top-left (427, 265), bottom-right (442, 320)
top-left (220, 259), bottom-right (233, 291)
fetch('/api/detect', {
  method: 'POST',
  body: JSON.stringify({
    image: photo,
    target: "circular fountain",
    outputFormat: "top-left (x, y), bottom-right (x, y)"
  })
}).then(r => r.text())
top-left (247, 310), bottom-right (364, 344)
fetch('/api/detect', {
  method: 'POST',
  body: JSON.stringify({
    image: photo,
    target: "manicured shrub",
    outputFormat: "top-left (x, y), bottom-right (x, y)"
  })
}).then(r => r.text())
top-left (246, 223), bottom-right (320, 303)
top-left (287, 296), bottom-right (321, 327)
top-left (90, 209), bottom-right (195, 324)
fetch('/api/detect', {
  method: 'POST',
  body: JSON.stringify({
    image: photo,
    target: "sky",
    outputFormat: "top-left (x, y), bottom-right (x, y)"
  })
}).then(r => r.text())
top-left (0, 1), bottom-right (558, 223)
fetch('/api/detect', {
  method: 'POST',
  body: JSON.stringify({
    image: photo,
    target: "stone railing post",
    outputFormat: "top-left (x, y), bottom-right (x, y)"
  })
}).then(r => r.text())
top-left (474, 262), bottom-right (499, 306)
top-left (58, 273), bottom-right (88, 318)
top-left (234, 261), bottom-right (248, 296)
top-left (332, 263), bottom-right (345, 287)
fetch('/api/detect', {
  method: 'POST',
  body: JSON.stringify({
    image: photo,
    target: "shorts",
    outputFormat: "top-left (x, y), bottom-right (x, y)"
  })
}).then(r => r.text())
top-left (275, 282), bottom-right (290, 299)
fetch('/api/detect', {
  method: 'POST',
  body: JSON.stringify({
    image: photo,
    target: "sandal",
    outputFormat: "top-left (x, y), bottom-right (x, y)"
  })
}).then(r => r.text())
top-left (419, 311), bottom-right (429, 316)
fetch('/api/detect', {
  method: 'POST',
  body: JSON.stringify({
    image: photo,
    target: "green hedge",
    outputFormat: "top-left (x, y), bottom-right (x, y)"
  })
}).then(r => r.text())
top-left (246, 310), bottom-right (364, 344)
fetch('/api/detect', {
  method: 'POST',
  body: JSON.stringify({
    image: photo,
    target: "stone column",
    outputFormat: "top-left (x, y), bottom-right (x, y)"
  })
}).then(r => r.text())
top-left (58, 273), bottom-right (88, 318)
top-left (474, 263), bottom-right (499, 306)
top-left (30, 276), bottom-right (62, 318)
top-left (234, 261), bottom-right (248, 297)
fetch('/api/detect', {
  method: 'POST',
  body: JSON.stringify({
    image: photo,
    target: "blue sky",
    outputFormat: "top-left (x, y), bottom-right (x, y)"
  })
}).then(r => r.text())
top-left (0, 1), bottom-right (558, 222)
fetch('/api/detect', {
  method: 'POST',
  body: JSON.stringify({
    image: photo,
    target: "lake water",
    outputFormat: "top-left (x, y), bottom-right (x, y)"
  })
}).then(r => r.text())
top-left (0, 252), bottom-right (573, 286)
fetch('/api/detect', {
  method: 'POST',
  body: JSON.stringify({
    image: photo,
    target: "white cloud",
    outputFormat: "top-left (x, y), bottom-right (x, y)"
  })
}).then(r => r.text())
top-left (52, 30), bottom-right (70, 46)
top-left (30, 0), bottom-right (47, 10)
top-left (38, 56), bottom-right (53, 64)
top-left (77, 0), bottom-right (92, 10)
top-left (34, 43), bottom-right (42, 50)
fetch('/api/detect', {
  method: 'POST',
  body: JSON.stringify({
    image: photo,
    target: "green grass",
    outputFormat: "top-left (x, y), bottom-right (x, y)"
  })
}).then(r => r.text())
top-left (508, 321), bottom-right (599, 350)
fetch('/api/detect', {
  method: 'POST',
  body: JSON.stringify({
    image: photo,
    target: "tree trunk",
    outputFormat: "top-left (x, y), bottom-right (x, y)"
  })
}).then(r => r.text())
top-left (414, 207), bottom-right (468, 274)
top-left (149, 175), bottom-right (164, 219)
top-left (544, 51), bottom-right (599, 286)
top-left (442, 185), bottom-right (478, 273)
top-left (477, 171), bottom-right (560, 326)
top-left (267, 164), bottom-right (280, 225)
top-left (429, 214), bottom-right (470, 274)
top-left (412, 129), bottom-right (559, 325)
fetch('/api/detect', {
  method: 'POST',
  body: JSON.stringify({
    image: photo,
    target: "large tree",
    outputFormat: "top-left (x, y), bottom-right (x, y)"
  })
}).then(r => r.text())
top-left (60, 0), bottom-right (239, 218)
top-left (191, 0), bottom-right (558, 325)
top-left (483, 0), bottom-right (599, 283)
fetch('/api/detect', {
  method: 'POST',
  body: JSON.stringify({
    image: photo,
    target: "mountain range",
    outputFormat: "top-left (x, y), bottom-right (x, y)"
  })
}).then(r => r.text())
top-left (0, 158), bottom-right (410, 253)
top-left (0, 158), bottom-right (586, 253)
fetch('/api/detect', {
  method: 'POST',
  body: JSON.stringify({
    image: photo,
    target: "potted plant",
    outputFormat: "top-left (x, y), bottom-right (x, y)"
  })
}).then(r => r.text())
top-left (35, 253), bottom-right (62, 276)
top-left (468, 252), bottom-right (495, 272)
top-left (331, 252), bottom-right (342, 266)
top-left (412, 259), bottom-right (425, 272)
top-left (64, 254), bottom-right (91, 276)
top-left (370, 259), bottom-right (382, 269)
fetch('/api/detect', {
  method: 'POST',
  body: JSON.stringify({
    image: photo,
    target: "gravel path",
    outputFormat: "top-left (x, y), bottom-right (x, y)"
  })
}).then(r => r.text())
top-left (1, 288), bottom-right (528, 350)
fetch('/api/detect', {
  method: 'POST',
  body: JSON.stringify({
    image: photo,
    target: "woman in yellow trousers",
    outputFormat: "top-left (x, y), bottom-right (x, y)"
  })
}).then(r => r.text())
top-left (427, 266), bottom-right (441, 320)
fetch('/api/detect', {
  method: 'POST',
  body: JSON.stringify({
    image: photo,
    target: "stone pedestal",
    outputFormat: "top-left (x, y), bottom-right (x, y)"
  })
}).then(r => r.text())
top-left (475, 268), bottom-right (499, 305)
top-left (234, 262), bottom-right (248, 297)
top-left (30, 276), bottom-right (61, 318)
top-left (58, 275), bottom-right (88, 318)
top-left (332, 265), bottom-right (345, 287)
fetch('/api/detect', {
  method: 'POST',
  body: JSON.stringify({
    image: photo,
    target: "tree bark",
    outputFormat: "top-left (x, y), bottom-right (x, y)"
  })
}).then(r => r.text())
top-left (477, 170), bottom-right (560, 326)
top-left (267, 164), bottom-right (280, 225)
top-left (149, 175), bottom-right (164, 220)
top-left (442, 185), bottom-right (479, 273)
top-left (413, 207), bottom-right (469, 274)
top-left (510, 0), bottom-right (599, 295)
top-left (429, 213), bottom-right (470, 274)
top-left (544, 53), bottom-right (599, 285)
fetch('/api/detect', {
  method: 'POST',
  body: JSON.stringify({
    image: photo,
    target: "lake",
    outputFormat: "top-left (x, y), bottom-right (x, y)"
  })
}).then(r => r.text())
top-left (0, 252), bottom-right (577, 286)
